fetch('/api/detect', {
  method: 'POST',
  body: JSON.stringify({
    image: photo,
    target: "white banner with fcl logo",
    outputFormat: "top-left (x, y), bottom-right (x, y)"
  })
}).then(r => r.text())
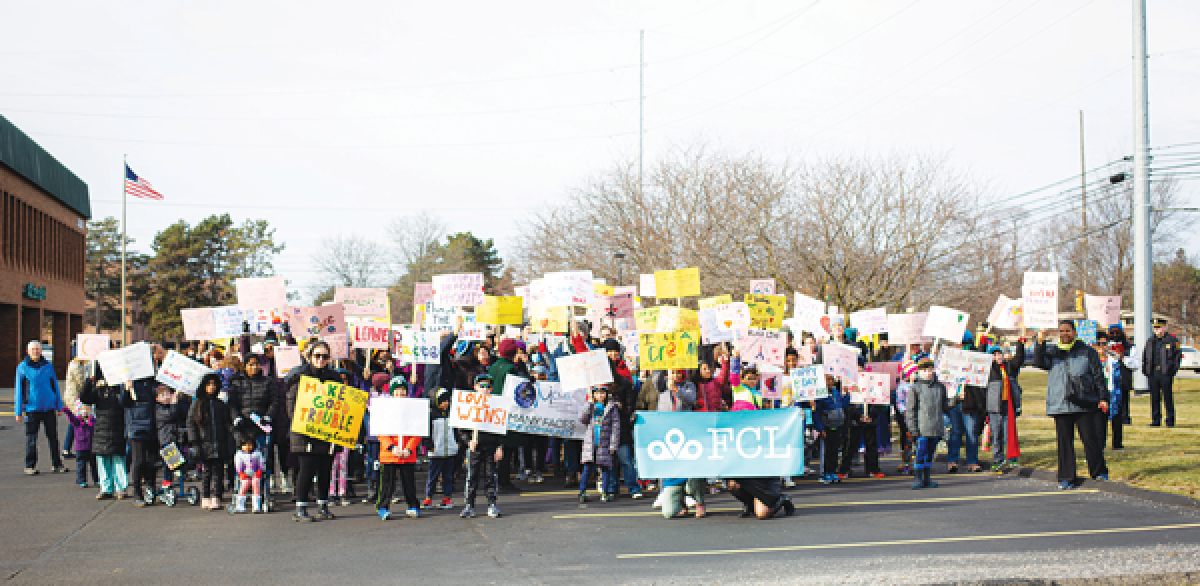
top-left (633, 410), bottom-right (805, 478)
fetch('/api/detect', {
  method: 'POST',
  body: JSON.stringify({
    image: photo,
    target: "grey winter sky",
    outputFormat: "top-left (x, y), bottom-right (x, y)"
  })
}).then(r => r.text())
top-left (3, 1), bottom-right (1198, 301)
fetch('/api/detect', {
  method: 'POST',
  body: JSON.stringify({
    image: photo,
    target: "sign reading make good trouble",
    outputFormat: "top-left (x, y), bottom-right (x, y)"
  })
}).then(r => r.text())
top-left (633, 410), bottom-right (804, 478)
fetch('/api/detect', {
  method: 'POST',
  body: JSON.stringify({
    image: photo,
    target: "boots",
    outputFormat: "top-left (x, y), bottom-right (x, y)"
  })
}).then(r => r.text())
top-left (923, 468), bottom-right (938, 488)
top-left (316, 501), bottom-right (336, 520)
top-left (252, 495), bottom-right (263, 513)
top-left (293, 503), bottom-right (313, 522)
top-left (911, 468), bottom-right (925, 489)
top-left (235, 495), bottom-right (247, 513)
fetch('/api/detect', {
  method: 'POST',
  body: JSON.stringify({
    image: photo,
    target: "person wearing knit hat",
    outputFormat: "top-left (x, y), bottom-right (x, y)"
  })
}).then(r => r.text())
top-left (906, 358), bottom-right (956, 489)
top-left (490, 337), bottom-right (527, 492)
top-left (985, 338), bottom-right (1025, 472)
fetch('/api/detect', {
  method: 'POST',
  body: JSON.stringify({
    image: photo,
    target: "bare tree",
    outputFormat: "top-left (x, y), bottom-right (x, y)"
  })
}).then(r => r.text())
top-left (312, 234), bottom-right (389, 289)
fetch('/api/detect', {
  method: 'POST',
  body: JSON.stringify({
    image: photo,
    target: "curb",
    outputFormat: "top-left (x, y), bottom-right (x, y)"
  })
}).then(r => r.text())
top-left (1002, 465), bottom-right (1200, 510)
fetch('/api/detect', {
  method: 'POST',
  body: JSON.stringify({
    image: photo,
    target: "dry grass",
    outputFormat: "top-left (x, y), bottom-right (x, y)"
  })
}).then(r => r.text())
top-left (1013, 370), bottom-right (1200, 497)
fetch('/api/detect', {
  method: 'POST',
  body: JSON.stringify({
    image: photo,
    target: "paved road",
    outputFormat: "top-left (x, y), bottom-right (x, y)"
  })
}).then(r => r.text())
top-left (3, 409), bottom-right (1200, 584)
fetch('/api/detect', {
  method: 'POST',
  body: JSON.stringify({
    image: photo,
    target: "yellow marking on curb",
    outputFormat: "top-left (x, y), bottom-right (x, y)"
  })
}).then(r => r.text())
top-left (617, 522), bottom-right (1200, 558)
top-left (553, 490), bottom-right (1097, 518)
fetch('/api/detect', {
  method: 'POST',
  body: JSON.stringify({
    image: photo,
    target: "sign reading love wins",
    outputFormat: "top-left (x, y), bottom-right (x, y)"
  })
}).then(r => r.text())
top-left (448, 390), bottom-right (509, 435)
top-left (432, 273), bottom-right (485, 307)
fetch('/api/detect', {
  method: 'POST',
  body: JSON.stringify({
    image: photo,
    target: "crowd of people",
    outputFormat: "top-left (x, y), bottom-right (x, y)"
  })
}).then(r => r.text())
top-left (12, 313), bottom-right (1185, 521)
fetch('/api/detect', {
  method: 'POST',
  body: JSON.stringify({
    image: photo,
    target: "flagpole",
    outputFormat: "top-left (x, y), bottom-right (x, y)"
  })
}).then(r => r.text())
top-left (121, 155), bottom-right (127, 347)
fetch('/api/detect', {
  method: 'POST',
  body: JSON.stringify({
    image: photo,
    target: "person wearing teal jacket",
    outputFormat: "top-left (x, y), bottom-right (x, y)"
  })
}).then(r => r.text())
top-left (15, 340), bottom-right (65, 475)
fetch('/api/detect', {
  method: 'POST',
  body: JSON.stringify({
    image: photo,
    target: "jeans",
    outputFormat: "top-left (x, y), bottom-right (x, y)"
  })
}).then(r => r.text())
top-left (945, 406), bottom-right (980, 466)
top-left (579, 464), bottom-right (611, 495)
top-left (75, 449), bottom-right (98, 485)
top-left (63, 425), bottom-right (74, 455)
top-left (425, 457), bottom-right (455, 499)
top-left (24, 411), bottom-right (63, 470)
top-left (563, 439), bottom-right (582, 478)
top-left (616, 445), bottom-right (641, 495)
top-left (914, 436), bottom-right (939, 471)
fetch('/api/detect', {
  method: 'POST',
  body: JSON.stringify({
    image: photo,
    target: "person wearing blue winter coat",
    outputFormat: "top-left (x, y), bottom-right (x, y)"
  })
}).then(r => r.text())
top-left (810, 375), bottom-right (850, 483)
top-left (14, 340), bottom-right (65, 475)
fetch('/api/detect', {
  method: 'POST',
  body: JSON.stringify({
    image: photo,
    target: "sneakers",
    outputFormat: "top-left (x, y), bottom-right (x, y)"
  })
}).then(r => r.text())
top-left (406, 508), bottom-right (420, 518)
top-left (835, 473), bottom-right (848, 480)
top-left (487, 504), bottom-right (502, 518)
top-left (600, 493), bottom-right (613, 503)
top-left (460, 505), bottom-right (476, 518)
top-left (990, 463), bottom-right (1004, 473)
top-left (869, 472), bottom-right (885, 479)
top-left (52, 466), bottom-right (69, 474)
top-left (651, 494), bottom-right (664, 508)
top-left (294, 504), bottom-right (314, 522)
top-left (235, 496), bottom-right (248, 513)
top-left (378, 508), bottom-right (391, 521)
top-left (685, 495), bottom-right (698, 507)
top-left (1058, 481), bottom-right (1074, 490)
top-left (532, 473), bottom-right (544, 484)
top-left (252, 496), bottom-right (264, 513)
top-left (438, 497), bottom-right (454, 509)
top-left (630, 492), bottom-right (644, 499)
top-left (339, 497), bottom-right (350, 507)
top-left (79, 483), bottom-right (89, 489)
top-left (1094, 474), bottom-right (1109, 481)
top-left (134, 498), bottom-right (148, 507)
top-left (23, 468), bottom-right (38, 475)
top-left (96, 492), bottom-right (113, 500)
top-left (421, 497), bottom-right (433, 509)
top-left (316, 503), bottom-right (335, 520)
top-left (819, 474), bottom-right (835, 484)
top-left (515, 471), bottom-right (528, 481)
top-left (783, 478), bottom-right (796, 488)
top-left (579, 494), bottom-right (589, 503)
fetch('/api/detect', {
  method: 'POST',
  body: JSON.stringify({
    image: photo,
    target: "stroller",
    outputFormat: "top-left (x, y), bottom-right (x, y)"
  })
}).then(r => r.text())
top-left (153, 442), bottom-right (200, 507)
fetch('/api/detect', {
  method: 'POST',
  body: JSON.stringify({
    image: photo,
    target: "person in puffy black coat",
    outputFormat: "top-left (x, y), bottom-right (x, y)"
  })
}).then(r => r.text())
top-left (155, 385), bottom-right (191, 486)
top-left (124, 378), bottom-right (159, 505)
top-left (188, 373), bottom-right (234, 510)
top-left (229, 354), bottom-right (279, 441)
top-left (79, 363), bottom-right (129, 500)
top-left (284, 341), bottom-right (343, 522)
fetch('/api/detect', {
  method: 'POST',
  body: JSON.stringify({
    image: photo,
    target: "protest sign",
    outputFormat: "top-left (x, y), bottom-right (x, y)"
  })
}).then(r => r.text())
top-left (743, 294), bottom-right (786, 330)
top-left (368, 396), bottom-right (430, 437)
top-left (155, 350), bottom-right (214, 395)
top-left (1074, 319), bottom-right (1098, 345)
top-left (821, 342), bottom-right (859, 383)
top-left (864, 361), bottom-right (901, 389)
top-left (635, 307), bottom-right (660, 332)
top-left (654, 267), bottom-right (701, 298)
top-left (849, 308), bottom-right (887, 336)
top-left (335, 287), bottom-right (388, 318)
top-left (250, 307), bottom-right (288, 335)
top-left (287, 305), bottom-right (345, 337)
top-left (923, 306), bottom-right (970, 341)
top-left (594, 292), bottom-right (635, 320)
top-left (736, 329), bottom-right (787, 366)
top-left (791, 293), bottom-right (826, 334)
top-left (639, 330), bottom-right (700, 370)
top-left (634, 410), bottom-right (804, 478)
top-left (212, 305), bottom-right (246, 338)
top-left (459, 316), bottom-right (487, 341)
top-left (1022, 271), bottom-right (1060, 329)
top-left (935, 347), bottom-right (991, 386)
top-left (422, 301), bottom-right (456, 332)
top-left (432, 273), bottom-right (485, 307)
top-left (352, 322), bottom-right (392, 349)
top-left (274, 346), bottom-right (302, 378)
top-left (478, 295), bottom-right (523, 325)
top-left (557, 349), bottom-right (614, 391)
top-left (401, 331), bottom-right (442, 364)
top-left (529, 303), bottom-right (569, 333)
top-left (325, 334), bottom-right (350, 360)
top-left (236, 276), bottom-right (287, 310)
top-left (413, 283), bottom-right (434, 307)
top-left (448, 390), bottom-right (509, 435)
top-left (1084, 294), bottom-right (1122, 326)
top-left (181, 308), bottom-right (216, 341)
top-left (76, 334), bottom-right (110, 361)
top-left (503, 377), bottom-right (587, 439)
top-left (593, 282), bottom-right (615, 296)
top-left (698, 308), bottom-right (735, 344)
top-left (715, 302), bottom-right (752, 332)
top-left (621, 330), bottom-right (642, 359)
top-left (853, 372), bottom-right (891, 405)
top-left (96, 342), bottom-right (156, 382)
top-left (991, 297), bottom-right (1024, 330)
top-left (656, 306), bottom-right (700, 332)
top-left (987, 295), bottom-right (1010, 328)
top-left (698, 294), bottom-right (733, 310)
top-left (544, 270), bottom-right (594, 306)
top-left (789, 366), bottom-right (829, 401)
top-left (886, 312), bottom-right (932, 345)
top-left (639, 273), bottom-right (657, 298)
top-left (749, 279), bottom-right (776, 295)
top-left (760, 366), bottom-right (784, 400)
top-left (290, 375), bottom-right (368, 448)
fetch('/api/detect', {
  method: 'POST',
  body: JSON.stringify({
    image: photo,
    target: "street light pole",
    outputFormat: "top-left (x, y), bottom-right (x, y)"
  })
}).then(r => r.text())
top-left (1132, 0), bottom-right (1152, 393)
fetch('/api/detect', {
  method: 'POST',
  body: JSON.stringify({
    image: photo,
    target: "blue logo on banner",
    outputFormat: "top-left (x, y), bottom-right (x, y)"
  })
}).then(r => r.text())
top-left (633, 410), bottom-right (805, 478)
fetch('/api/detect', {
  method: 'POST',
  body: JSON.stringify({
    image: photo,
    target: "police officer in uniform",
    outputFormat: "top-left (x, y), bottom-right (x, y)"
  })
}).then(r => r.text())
top-left (1141, 318), bottom-right (1182, 427)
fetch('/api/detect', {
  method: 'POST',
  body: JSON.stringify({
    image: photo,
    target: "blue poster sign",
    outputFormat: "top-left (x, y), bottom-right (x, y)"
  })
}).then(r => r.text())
top-left (633, 410), bottom-right (805, 479)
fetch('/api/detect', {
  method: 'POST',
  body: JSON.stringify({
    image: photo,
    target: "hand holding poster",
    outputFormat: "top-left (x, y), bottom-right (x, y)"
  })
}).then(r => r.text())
top-left (698, 308), bottom-right (734, 344)
top-left (503, 377), bottom-right (587, 439)
top-left (432, 273), bottom-right (485, 307)
top-left (477, 295), bottom-right (524, 325)
top-left (639, 331), bottom-right (700, 370)
top-left (401, 331), bottom-right (442, 364)
top-left (236, 276), bottom-right (287, 310)
top-left (556, 349), bottom-right (614, 391)
top-left (1084, 294), bottom-right (1121, 326)
top-left (336, 287), bottom-right (389, 318)
top-left (76, 334), bottom-right (110, 361)
top-left (789, 366), bottom-right (829, 401)
top-left (821, 342), bottom-right (859, 383)
top-left (290, 376), bottom-right (368, 448)
top-left (544, 270), bottom-right (594, 306)
top-left (749, 279), bottom-right (776, 295)
top-left (155, 350), bottom-right (214, 395)
top-left (792, 293), bottom-right (825, 333)
top-left (352, 322), bottom-right (392, 349)
top-left (449, 390), bottom-right (509, 434)
top-left (274, 346), bottom-right (302, 378)
top-left (743, 294), bottom-right (786, 330)
top-left (287, 305), bottom-right (345, 337)
top-left (886, 312), bottom-right (932, 345)
top-left (736, 329), bottom-right (787, 366)
top-left (923, 306), bottom-right (970, 341)
top-left (1022, 271), bottom-right (1059, 329)
top-left (211, 305), bottom-right (246, 338)
top-left (853, 372), bottom-right (891, 404)
top-left (368, 396), bottom-right (430, 437)
top-left (849, 308), bottom-right (887, 336)
top-left (96, 342), bottom-right (156, 382)
top-left (181, 308), bottom-right (216, 341)
top-left (654, 267), bottom-right (701, 298)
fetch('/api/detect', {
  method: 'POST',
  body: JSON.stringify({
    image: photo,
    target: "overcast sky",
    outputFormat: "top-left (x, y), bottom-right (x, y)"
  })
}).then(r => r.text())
top-left (4, 0), bottom-right (1198, 302)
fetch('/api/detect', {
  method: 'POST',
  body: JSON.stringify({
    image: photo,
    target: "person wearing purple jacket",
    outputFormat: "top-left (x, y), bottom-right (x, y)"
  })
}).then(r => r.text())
top-left (66, 406), bottom-right (98, 488)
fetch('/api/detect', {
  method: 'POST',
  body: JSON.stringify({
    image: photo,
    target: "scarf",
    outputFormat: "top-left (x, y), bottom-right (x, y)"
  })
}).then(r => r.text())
top-left (1000, 364), bottom-right (1011, 402)
top-left (1002, 362), bottom-right (1021, 460)
top-left (1057, 340), bottom-right (1074, 352)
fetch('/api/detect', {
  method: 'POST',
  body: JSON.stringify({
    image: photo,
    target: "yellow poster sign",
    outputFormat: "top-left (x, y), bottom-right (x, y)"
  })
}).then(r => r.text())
top-left (639, 330), bottom-right (700, 370)
top-left (593, 282), bottom-right (615, 296)
top-left (744, 294), bottom-right (787, 330)
top-left (698, 294), bottom-right (733, 310)
top-left (653, 267), bottom-right (701, 298)
top-left (530, 303), bottom-right (570, 333)
top-left (656, 306), bottom-right (699, 332)
top-left (290, 376), bottom-right (368, 448)
top-left (635, 307), bottom-right (660, 332)
top-left (478, 295), bottom-right (523, 325)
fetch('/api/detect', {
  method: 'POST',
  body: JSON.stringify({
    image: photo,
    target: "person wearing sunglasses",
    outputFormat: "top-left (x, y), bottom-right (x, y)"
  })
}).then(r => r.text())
top-left (284, 341), bottom-right (342, 522)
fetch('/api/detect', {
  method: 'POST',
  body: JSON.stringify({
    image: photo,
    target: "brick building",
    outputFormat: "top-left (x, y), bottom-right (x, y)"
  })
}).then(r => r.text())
top-left (0, 114), bottom-right (89, 384)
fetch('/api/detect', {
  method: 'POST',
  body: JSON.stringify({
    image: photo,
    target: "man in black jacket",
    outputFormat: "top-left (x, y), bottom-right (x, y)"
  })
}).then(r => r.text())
top-left (1142, 318), bottom-right (1182, 427)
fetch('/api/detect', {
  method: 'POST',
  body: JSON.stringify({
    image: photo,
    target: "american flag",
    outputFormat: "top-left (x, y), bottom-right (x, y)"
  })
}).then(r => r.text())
top-left (124, 164), bottom-right (163, 200)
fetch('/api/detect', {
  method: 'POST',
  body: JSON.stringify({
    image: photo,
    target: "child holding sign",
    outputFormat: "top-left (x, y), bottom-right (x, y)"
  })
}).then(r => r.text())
top-left (377, 433), bottom-right (422, 520)
top-left (456, 374), bottom-right (505, 519)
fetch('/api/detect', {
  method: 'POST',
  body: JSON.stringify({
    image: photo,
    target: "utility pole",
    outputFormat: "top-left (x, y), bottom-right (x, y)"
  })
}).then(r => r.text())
top-left (639, 29), bottom-right (645, 196)
top-left (1132, 0), bottom-right (1151, 393)
top-left (1079, 110), bottom-right (1088, 290)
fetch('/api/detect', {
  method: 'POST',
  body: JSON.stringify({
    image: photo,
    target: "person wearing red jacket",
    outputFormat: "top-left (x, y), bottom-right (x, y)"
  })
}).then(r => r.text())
top-left (377, 433), bottom-right (422, 520)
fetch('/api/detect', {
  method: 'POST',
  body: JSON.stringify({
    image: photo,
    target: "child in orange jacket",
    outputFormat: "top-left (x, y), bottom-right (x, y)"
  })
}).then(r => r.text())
top-left (377, 434), bottom-right (422, 520)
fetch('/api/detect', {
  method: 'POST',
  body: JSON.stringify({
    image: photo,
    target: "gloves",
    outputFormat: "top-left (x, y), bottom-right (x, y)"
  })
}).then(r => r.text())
top-left (243, 320), bottom-right (251, 334)
top-left (234, 417), bottom-right (243, 427)
top-left (262, 416), bottom-right (271, 424)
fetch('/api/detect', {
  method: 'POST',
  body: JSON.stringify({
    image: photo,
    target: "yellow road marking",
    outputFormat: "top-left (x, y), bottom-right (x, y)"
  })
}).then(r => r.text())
top-left (553, 490), bottom-right (1097, 518)
top-left (0, 412), bottom-right (13, 416)
top-left (617, 522), bottom-right (1200, 558)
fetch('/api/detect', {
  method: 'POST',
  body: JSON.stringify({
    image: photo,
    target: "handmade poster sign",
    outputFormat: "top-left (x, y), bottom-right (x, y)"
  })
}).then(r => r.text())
top-left (401, 331), bottom-right (442, 364)
top-left (635, 307), bottom-right (661, 332)
top-left (448, 390), bottom-right (509, 434)
top-left (1084, 294), bottom-right (1122, 326)
top-left (212, 305), bottom-right (247, 338)
top-left (656, 306), bottom-right (700, 332)
top-left (789, 366), bottom-right (829, 401)
top-left (274, 346), bottom-right (302, 378)
top-left (477, 296), bottom-right (523, 325)
top-left (1022, 271), bottom-right (1060, 329)
top-left (821, 342), bottom-right (859, 383)
top-left (432, 273), bottom-right (485, 307)
top-left (594, 292), bottom-right (635, 320)
top-left (621, 330), bottom-right (642, 359)
top-left (325, 334), bottom-right (350, 360)
top-left (503, 377), bottom-right (587, 439)
top-left (743, 294), bottom-right (786, 330)
top-left (639, 273), bottom-right (657, 298)
top-left (529, 303), bottom-right (569, 333)
top-left (749, 279), bottom-right (776, 295)
top-left (290, 375), bottom-right (368, 448)
top-left (336, 287), bottom-right (389, 318)
top-left (96, 342), bottom-right (156, 382)
top-left (991, 297), bottom-right (1024, 330)
top-left (287, 305), bottom-right (345, 337)
top-left (922, 306), bottom-right (970, 341)
top-left (155, 350), bottom-right (214, 395)
top-left (654, 267), bottom-right (701, 298)
top-left (863, 361), bottom-right (901, 389)
top-left (849, 308), bottom-right (887, 336)
top-left (639, 330), bottom-right (700, 370)
top-left (181, 308), bottom-right (216, 341)
top-left (760, 366), bottom-right (784, 400)
top-left (544, 270), bottom-right (594, 306)
top-left (593, 282), bottom-right (615, 296)
top-left (413, 283), bottom-right (434, 307)
top-left (352, 322), bottom-right (392, 349)
top-left (250, 307), bottom-right (289, 335)
top-left (853, 372), bottom-right (891, 404)
top-left (423, 301), bottom-right (456, 332)
top-left (368, 396), bottom-right (430, 437)
top-left (634, 410), bottom-right (804, 478)
top-left (698, 308), bottom-right (735, 344)
top-left (76, 334), bottom-right (111, 361)
top-left (236, 276), bottom-right (287, 310)
top-left (556, 349), bottom-right (614, 391)
top-left (1074, 319), bottom-right (1098, 345)
top-left (936, 347), bottom-right (991, 386)
top-left (886, 312), bottom-right (932, 345)
top-left (459, 316), bottom-right (487, 341)
top-left (736, 329), bottom-right (787, 366)
top-left (715, 302), bottom-right (752, 332)
top-left (698, 294), bottom-right (733, 310)
top-left (791, 293), bottom-right (826, 334)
